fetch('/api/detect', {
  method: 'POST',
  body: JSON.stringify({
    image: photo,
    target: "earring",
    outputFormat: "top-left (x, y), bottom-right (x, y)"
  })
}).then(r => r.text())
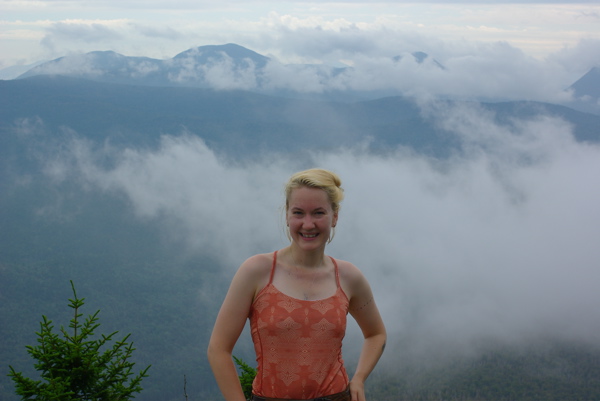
top-left (327, 227), bottom-right (336, 244)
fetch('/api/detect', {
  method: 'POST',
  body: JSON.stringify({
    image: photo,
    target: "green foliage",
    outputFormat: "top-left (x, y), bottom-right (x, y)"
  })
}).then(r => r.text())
top-left (233, 356), bottom-right (256, 401)
top-left (8, 281), bottom-right (150, 401)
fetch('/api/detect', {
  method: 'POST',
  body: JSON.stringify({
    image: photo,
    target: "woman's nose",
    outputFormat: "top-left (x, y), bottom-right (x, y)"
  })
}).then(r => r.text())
top-left (302, 216), bottom-right (315, 228)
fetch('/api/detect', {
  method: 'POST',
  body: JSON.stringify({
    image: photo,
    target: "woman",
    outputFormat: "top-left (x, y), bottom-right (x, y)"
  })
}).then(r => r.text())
top-left (207, 168), bottom-right (386, 401)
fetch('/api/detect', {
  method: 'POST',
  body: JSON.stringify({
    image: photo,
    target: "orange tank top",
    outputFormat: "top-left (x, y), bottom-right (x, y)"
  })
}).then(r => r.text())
top-left (249, 251), bottom-right (350, 399)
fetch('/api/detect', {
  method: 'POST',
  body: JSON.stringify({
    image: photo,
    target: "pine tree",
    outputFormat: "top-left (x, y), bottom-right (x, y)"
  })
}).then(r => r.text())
top-left (233, 356), bottom-right (256, 401)
top-left (8, 281), bottom-right (150, 401)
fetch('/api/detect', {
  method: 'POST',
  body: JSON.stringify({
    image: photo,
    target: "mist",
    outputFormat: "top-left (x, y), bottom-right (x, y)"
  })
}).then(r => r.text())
top-left (33, 99), bottom-right (600, 367)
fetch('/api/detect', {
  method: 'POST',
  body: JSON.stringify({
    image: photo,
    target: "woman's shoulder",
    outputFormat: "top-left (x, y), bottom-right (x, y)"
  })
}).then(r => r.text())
top-left (331, 257), bottom-right (369, 289)
top-left (331, 257), bottom-right (376, 311)
top-left (331, 256), bottom-right (362, 275)
top-left (237, 252), bottom-right (276, 299)
top-left (244, 252), bottom-right (274, 264)
top-left (237, 252), bottom-right (275, 279)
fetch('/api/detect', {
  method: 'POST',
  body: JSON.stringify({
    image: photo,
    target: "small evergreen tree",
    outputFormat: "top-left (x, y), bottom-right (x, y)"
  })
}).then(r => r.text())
top-left (233, 356), bottom-right (256, 401)
top-left (8, 281), bottom-right (150, 401)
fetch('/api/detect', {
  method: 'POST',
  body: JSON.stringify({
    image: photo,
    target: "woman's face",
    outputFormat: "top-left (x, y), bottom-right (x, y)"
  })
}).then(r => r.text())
top-left (286, 186), bottom-right (338, 251)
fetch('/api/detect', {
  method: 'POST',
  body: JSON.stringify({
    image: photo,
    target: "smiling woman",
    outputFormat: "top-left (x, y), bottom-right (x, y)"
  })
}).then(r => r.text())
top-left (207, 168), bottom-right (386, 401)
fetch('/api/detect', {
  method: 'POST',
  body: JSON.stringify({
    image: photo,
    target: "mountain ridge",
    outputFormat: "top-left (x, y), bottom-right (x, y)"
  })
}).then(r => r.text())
top-left (7, 44), bottom-right (458, 103)
top-left (6, 43), bottom-right (599, 114)
top-left (2, 75), bottom-right (599, 162)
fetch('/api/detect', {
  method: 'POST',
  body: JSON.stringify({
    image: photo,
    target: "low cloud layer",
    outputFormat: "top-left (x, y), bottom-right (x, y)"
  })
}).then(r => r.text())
top-left (33, 100), bottom-right (600, 364)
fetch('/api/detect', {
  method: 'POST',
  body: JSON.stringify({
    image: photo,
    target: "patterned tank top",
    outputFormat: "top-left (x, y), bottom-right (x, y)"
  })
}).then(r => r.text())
top-left (249, 251), bottom-right (350, 399)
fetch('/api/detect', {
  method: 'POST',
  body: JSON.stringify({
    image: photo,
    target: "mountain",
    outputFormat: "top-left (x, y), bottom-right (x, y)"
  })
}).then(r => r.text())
top-left (13, 44), bottom-right (600, 111)
top-left (15, 43), bottom-right (321, 91)
top-left (172, 43), bottom-right (269, 68)
top-left (566, 66), bottom-right (600, 115)
top-left (0, 60), bottom-right (47, 80)
top-left (13, 44), bottom-right (452, 102)
top-left (393, 51), bottom-right (446, 70)
top-left (570, 66), bottom-right (600, 99)
top-left (16, 43), bottom-right (271, 88)
top-left (2, 75), bottom-right (599, 163)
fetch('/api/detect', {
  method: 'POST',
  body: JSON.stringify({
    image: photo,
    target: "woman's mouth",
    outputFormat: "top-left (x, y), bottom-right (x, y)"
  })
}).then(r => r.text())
top-left (300, 233), bottom-right (318, 238)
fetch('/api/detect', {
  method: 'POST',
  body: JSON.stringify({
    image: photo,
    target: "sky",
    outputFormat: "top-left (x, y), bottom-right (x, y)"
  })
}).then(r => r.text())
top-left (1, 1), bottom-right (599, 81)
top-left (26, 95), bottom-right (600, 365)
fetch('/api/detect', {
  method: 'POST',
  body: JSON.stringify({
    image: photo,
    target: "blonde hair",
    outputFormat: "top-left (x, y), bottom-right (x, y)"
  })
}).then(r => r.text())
top-left (284, 168), bottom-right (344, 213)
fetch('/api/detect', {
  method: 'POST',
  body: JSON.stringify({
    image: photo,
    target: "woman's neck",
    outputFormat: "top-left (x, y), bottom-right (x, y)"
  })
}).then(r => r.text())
top-left (282, 244), bottom-right (326, 269)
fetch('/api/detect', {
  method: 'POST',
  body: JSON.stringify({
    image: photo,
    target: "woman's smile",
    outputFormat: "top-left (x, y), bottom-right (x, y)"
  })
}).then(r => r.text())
top-left (299, 232), bottom-right (318, 239)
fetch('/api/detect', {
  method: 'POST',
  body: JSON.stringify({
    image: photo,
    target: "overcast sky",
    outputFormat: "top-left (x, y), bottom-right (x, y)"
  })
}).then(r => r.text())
top-left (2, 1), bottom-right (599, 79)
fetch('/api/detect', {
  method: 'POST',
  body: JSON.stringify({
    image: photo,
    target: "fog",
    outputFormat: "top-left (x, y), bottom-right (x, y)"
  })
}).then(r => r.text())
top-left (37, 99), bottom-right (600, 366)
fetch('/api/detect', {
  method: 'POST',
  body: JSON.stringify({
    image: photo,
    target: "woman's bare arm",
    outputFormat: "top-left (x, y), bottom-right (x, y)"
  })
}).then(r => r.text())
top-left (207, 255), bottom-right (270, 401)
top-left (343, 262), bottom-right (387, 401)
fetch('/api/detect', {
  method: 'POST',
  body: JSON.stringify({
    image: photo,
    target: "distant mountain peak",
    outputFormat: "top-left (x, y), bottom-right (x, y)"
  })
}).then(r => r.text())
top-left (16, 43), bottom-right (273, 87)
top-left (570, 66), bottom-right (600, 99)
top-left (173, 43), bottom-right (270, 67)
top-left (177, 43), bottom-right (264, 57)
top-left (13, 43), bottom-right (458, 99)
top-left (412, 51), bottom-right (428, 63)
top-left (393, 52), bottom-right (446, 70)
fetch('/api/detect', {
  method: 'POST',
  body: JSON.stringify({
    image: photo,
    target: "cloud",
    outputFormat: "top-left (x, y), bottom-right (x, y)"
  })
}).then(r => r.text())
top-left (39, 19), bottom-right (127, 55)
top-left (134, 24), bottom-right (183, 40)
top-left (26, 34), bottom-right (582, 103)
top-left (260, 44), bottom-right (574, 102)
top-left (4, 3), bottom-right (599, 100)
top-left (238, 14), bottom-right (582, 102)
top-left (548, 38), bottom-right (600, 76)
top-left (43, 20), bottom-right (124, 44)
top-left (148, 36), bottom-right (577, 102)
top-left (40, 131), bottom-right (291, 264)
top-left (164, 49), bottom-right (263, 89)
top-left (3, 1), bottom-right (599, 70)
top-left (33, 99), bottom-right (600, 365)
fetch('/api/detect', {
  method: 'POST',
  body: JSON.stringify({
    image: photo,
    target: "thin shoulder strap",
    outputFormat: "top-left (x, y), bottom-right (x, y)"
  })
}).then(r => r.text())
top-left (329, 256), bottom-right (341, 289)
top-left (268, 251), bottom-right (278, 284)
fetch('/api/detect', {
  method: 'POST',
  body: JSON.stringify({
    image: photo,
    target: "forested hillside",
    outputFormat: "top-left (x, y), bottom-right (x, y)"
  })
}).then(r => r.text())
top-left (2, 76), bottom-right (600, 160)
top-left (366, 343), bottom-right (600, 401)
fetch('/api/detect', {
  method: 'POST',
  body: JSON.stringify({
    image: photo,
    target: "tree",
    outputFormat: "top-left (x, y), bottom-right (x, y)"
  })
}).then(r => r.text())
top-left (233, 356), bottom-right (256, 401)
top-left (8, 281), bottom-right (150, 400)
